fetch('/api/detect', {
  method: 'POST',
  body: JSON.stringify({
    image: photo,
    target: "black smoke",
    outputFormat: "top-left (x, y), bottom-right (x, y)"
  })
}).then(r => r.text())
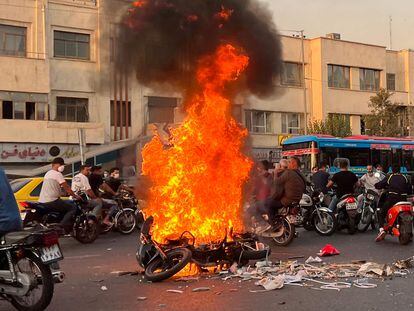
top-left (118, 0), bottom-right (282, 98)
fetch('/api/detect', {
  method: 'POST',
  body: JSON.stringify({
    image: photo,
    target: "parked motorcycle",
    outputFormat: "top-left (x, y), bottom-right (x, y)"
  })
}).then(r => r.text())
top-left (0, 228), bottom-right (64, 311)
top-left (378, 200), bottom-right (413, 245)
top-left (357, 188), bottom-right (378, 232)
top-left (22, 200), bottom-right (99, 244)
top-left (299, 186), bottom-right (336, 236)
top-left (137, 216), bottom-right (269, 282)
top-left (335, 194), bottom-right (360, 234)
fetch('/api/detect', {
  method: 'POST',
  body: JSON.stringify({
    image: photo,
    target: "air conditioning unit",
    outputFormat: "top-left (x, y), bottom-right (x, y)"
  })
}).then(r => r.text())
top-left (326, 33), bottom-right (341, 40)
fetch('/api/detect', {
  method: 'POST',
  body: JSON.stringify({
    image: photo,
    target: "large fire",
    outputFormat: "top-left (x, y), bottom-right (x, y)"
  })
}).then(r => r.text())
top-left (142, 44), bottom-right (253, 244)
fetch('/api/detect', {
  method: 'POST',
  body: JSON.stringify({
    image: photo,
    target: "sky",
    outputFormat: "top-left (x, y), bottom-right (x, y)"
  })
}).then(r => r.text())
top-left (264, 0), bottom-right (414, 50)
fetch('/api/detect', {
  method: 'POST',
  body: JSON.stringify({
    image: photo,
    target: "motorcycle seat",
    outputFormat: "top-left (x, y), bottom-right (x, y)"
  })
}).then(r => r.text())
top-left (1, 230), bottom-right (34, 245)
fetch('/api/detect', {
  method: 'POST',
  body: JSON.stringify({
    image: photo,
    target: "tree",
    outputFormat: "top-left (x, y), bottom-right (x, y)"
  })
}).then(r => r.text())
top-left (364, 88), bottom-right (407, 137)
top-left (307, 114), bottom-right (352, 137)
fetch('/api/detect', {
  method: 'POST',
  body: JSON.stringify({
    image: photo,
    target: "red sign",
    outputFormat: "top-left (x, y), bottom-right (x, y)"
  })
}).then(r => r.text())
top-left (403, 145), bottom-right (414, 150)
top-left (370, 144), bottom-right (391, 150)
top-left (282, 148), bottom-right (319, 157)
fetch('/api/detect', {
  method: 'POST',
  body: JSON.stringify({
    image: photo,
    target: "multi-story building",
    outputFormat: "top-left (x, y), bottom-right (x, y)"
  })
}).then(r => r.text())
top-left (0, 0), bottom-right (181, 177)
top-left (2, 1), bottom-right (414, 175)
top-left (244, 33), bottom-right (414, 162)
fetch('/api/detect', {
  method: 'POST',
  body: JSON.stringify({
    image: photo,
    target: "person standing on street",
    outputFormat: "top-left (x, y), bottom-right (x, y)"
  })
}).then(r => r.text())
top-left (312, 163), bottom-right (330, 194)
top-left (326, 160), bottom-right (358, 212)
top-left (374, 164), bottom-right (412, 242)
top-left (38, 157), bottom-right (80, 234)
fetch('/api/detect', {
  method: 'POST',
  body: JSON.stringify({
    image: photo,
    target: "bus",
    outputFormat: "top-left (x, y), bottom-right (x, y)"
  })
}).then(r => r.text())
top-left (281, 135), bottom-right (414, 176)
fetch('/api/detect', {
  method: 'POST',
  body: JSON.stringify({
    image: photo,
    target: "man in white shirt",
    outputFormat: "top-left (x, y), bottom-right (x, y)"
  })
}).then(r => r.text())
top-left (38, 157), bottom-right (79, 233)
top-left (71, 164), bottom-right (103, 220)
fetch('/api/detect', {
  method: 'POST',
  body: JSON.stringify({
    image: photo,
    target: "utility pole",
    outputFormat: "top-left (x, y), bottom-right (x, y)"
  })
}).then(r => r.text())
top-left (389, 15), bottom-right (393, 50)
top-left (300, 30), bottom-right (308, 134)
top-left (78, 128), bottom-right (86, 165)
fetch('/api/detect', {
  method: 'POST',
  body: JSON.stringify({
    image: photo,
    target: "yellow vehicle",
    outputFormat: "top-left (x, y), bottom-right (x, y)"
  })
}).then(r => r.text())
top-left (11, 177), bottom-right (72, 211)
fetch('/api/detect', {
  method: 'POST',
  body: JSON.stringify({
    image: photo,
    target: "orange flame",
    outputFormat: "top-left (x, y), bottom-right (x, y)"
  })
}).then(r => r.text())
top-left (142, 44), bottom-right (252, 244)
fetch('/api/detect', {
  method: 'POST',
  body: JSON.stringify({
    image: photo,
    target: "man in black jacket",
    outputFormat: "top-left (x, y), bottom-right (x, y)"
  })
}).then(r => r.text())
top-left (374, 164), bottom-right (412, 242)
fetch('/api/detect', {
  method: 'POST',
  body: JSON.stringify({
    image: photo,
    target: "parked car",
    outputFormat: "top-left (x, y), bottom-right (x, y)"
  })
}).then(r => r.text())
top-left (11, 177), bottom-right (72, 211)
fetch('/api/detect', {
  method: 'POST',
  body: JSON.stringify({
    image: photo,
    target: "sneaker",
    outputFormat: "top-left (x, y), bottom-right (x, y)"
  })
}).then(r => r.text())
top-left (375, 228), bottom-right (386, 242)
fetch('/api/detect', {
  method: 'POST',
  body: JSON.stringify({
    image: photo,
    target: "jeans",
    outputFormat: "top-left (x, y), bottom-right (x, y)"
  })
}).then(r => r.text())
top-left (41, 199), bottom-right (76, 233)
top-left (328, 195), bottom-right (338, 213)
top-left (86, 199), bottom-right (103, 218)
top-left (102, 199), bottom-right (118, 218)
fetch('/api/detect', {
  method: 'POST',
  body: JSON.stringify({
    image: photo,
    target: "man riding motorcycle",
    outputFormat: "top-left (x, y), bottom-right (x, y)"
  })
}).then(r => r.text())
top-left (0, 167), bottom-right (22, 235)
top-left (247, 157), bottom-right (306, 232)
top-left (374, 164), bottom-right (412, 242)
top-left (327, 160), bottom-right (358, 212)
top-left (357, 164), bottom-right (383, 209)
top-left (38, 157), bottom-right (80, 233)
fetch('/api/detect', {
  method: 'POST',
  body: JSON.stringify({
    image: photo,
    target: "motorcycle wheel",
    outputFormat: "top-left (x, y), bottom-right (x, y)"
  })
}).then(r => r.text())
top-left (75, 217), bottom-right (99, 244)
top-left (116, 209), bottom-right (136, 235)
top-left (348, 217), bottom-right (357, 235)
top-left (145, 248), bottom-right (192, 282)
top-left (357, 209), bottom-right (373, 232)
top-left (10, 252), bottom-right (54, 311)
top-left (272, 218), bottom-right (295, 247)
top-left (313, 211), bottom-right (336, 236)
top-left (398, 217), bottom-right (413, 245)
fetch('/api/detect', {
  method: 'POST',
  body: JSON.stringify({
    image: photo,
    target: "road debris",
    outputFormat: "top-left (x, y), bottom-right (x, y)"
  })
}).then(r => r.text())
top-left (192, 287), bottom-right (211, 292)
top-left (317, 244), bottom-right (340, 257)
top-left (255, 275), bottom-right (284, 290)
top-left (137, 297), bottom-right (147, 301)
top-left (305, 256), bottom-right (322, 264)
top-left (100, 286), bottom-right (108, 291)
top-left (166, 289), bottom-right (184, 294)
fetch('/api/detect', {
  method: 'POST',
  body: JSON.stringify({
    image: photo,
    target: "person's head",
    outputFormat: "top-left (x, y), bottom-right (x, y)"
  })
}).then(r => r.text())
top-left (366, 164), bottom-right (373, 176)
top-left (376, 164), bottom-right (383, 172)
top-left (339, 159), bottom-right (349, 170)
top-left (109, 167), bottom-right (120, 179)
top-left (91, 165), bottom-right (103, 175)
top-left (288, 157), bottom-right (301, 170)
top-left (392, 163), bottom-right (400, 174)
top-left (51, 157), bottom-right (65, 173)
top-left (80, 164), bottom-right (92, 176)
top-left (279, 159), bottom-right (288, 171)
top-left (319, 162), bottom-right (327, 171)
top-left (311, 166), bottom-right (319, 173)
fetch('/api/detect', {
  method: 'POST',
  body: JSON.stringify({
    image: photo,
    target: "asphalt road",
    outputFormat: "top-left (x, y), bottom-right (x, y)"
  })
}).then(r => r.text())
top-left (1, 228), bottom-right (414, 311)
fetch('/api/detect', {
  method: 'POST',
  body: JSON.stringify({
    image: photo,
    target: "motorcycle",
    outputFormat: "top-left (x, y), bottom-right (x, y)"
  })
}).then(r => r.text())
top-left (298, 185), bottom-right (336, 236)
top-left (0, 228), bottom-right (64, 311)
top-left (100, 192), bottom-right (137, 235)
top-left (378, 200), bottom-right (414, 245)
top-left (357, 188), bottom-right (378, 232)
top-left (137, 216), bottom-right (269, 282)
top-left (335, 193), bottom-right (360, 234)
top-left (22, 200), bottom-right (99, 244)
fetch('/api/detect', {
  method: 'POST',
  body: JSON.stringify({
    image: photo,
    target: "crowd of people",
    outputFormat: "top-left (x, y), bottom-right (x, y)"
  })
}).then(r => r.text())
top-left (250, 157), bottom-right (413, 242)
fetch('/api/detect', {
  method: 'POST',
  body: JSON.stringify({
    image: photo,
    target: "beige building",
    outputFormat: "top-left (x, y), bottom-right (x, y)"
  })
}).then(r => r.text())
top-left (1, 1), bottom-right (414, 173)
top-left (244, 34), bottom-right (414, 162)
top-left (0, 0), bottom-right (181, 176)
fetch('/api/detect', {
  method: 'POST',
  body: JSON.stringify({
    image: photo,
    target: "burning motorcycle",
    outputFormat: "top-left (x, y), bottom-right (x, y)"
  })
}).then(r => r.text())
top-left (334, 194), bottom-right (360, 234)
top-left (0, 228), bottom-right (64, 311)
top-left (137, 216), bottom-right (270, 282)
top-left (22, 200), bottom-right (99, 244)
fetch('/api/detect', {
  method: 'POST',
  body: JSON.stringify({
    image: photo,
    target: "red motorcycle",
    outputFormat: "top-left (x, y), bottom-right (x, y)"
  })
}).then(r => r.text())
top-left (382, 201), bottom-right (414, 245)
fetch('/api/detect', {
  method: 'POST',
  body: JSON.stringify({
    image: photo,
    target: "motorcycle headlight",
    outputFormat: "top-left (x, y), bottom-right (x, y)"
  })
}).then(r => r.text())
top-left (319, 193), bottom-right (324, 201)
top-left (367, 194), bottom-right (375, 201)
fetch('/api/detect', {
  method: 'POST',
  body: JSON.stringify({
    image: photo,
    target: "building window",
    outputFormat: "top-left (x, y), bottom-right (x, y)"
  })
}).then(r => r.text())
top-left (147, 96), bottom-right (178, 124)
top-left (281, 62), bottom-right (303, 87)
top-left (1, 101), bottom-right (47, 120)
top-left (0, 24), bottom-right (26, 56)
top-left (328, 64), bottom-right (350, 89)
top-left (387, 73), bottom-right (396, 91)
top-left (245, 110), bottom-right (273, 134)
top-left (54, 31), bottom-right (90, 60)
top-left (281, 113), bottom-right (301, 134)
top-left (56, 97), bottom-right (88, 122)
top-left (360, 68), bottom-right (380, 91)
top-left (110, 101), bottom-right (131, 126)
